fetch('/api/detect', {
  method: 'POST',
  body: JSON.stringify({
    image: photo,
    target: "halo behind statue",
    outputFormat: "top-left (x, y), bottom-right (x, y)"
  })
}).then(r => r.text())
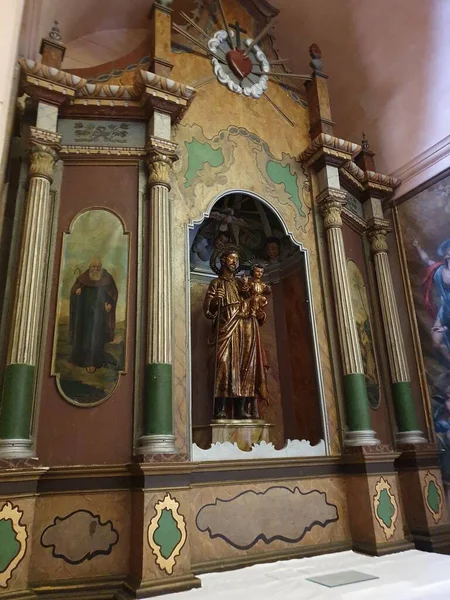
top-left (247, 257), bottom-right (269, 270)
top-left (209, 244), bottom-right (246, 275)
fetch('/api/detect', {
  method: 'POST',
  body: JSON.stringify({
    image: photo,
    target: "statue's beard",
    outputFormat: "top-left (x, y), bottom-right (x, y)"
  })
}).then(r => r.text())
top-left (89, 269), bottom-right (102, 281)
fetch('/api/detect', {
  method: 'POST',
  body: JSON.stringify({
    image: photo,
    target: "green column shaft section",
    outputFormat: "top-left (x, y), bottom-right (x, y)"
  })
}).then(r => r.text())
top-left (0, 364), bottom-right (35, 439)
top-left (343, 373), bottom-right (372, 431)
top-left (391, 381), bottom-right (419, 432)
top-left (143, 363), bottom-right (173, 435)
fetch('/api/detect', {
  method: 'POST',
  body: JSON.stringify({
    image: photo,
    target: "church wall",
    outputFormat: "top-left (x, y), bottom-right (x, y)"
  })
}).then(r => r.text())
top-left (36, 163), bottom-right (138, 466)
top-left (342, 220), bottom-right (394, 446)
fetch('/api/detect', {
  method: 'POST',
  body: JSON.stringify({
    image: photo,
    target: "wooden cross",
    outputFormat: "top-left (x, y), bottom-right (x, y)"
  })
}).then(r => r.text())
top-left (228, 20), bottom-right (247, 48)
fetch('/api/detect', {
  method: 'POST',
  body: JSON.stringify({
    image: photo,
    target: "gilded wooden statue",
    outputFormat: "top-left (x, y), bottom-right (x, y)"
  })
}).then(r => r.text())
top-left (203, 246), bottom-right (270, 420)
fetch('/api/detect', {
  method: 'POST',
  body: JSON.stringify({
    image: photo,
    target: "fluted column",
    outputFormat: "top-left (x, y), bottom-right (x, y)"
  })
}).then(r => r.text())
top-left (367, 218), bottom-right (426, 444)
top-left (0, 126), bottom-right (61, 458)
top-left (138, 137), bottom-right (178, 454)
top-left (319, 188), bottom-right (379, 446)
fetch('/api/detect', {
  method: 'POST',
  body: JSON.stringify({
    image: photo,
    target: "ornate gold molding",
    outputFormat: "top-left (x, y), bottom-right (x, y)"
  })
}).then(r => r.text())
top-left (366, 217), bottom-right (391, 255)
top-left (147, 493), bottom-right (187, 575)
top-left (0, 502), bottom-right (28, 588)
top-left (60, 145), bottom-right (145, 158)
top-left (373, 477), bottom-right (399, 541)
top-left (317, 187), bottom-right (347, 229)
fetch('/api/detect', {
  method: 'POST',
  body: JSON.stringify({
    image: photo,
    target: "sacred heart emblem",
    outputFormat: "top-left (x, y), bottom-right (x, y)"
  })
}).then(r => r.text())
top-left (226, 49), bottom-right (253, 80)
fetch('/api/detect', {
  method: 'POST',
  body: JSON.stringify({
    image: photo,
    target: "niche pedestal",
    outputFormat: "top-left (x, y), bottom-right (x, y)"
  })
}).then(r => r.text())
top-left (211, 419), bottom-right (273, 451)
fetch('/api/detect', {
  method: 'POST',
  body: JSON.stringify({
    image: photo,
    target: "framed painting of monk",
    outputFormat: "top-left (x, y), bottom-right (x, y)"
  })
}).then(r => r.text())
top-left (52, 208), bottom-right (130, 406)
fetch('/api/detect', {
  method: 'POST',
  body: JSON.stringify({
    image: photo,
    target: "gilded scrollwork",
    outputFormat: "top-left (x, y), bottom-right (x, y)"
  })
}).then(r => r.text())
top-left (317, 188), bottom-right (347, 229)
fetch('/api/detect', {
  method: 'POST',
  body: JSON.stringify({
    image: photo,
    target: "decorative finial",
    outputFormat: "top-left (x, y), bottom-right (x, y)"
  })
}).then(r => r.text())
top-left (362, 132), bottom-right (370, 151)
top-left (48, 21), bottom-right (62, 42)
top-left (309, 43), bottom-right (323, 73)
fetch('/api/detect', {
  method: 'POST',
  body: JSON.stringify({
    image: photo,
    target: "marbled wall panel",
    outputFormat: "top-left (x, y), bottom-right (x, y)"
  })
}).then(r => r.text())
top-left (29, 491), bottom-right (130, 585)
top-left (188, 477), bottom-right (350, 568)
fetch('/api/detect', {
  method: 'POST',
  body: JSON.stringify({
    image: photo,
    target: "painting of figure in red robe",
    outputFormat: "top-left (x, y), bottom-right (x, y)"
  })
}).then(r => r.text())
top-left (52, 208), bottom-right (129, 406)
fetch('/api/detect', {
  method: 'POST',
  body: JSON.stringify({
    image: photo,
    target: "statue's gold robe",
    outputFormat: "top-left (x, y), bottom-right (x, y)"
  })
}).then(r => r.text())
top-left (203, 274), bottom-right (268, 400)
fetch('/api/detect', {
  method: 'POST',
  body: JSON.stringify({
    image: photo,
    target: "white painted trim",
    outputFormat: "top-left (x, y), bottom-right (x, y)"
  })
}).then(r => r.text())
top-left (192, 439), bottom-right (326, 462)
top-left (391, 135), bottom-right (450, 200)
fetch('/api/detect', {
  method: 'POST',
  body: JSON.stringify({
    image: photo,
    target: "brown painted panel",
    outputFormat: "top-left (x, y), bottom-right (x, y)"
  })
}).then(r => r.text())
top-left (282, 266), bottom-right (323, 445)
top-left (342, 221), bottom-right (393, 445)
top-left (37, 164), bottom-right (138, 466)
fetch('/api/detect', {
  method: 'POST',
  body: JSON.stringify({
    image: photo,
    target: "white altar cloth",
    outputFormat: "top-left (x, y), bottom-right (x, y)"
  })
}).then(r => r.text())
top-left (157, 550), bottom-right (450, 600)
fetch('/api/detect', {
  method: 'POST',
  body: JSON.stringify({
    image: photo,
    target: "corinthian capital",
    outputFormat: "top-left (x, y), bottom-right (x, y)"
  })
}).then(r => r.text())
top-left (317, 188), bottom-right (347, 229)
top-left (28, 126), bottom-right (61, 181)
top-left (366, 217), bottom-right (391, 255)
top-left (146, 137), bottom-right (178, 189)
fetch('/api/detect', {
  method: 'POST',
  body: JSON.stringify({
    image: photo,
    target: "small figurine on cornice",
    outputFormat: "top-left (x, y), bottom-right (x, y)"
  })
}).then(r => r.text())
top-left (309, 43), bottom-right (323, 73)
top-left (48, 21), bottom-right (62, 43)
top-left (362, 132), bottom-right (370, 151)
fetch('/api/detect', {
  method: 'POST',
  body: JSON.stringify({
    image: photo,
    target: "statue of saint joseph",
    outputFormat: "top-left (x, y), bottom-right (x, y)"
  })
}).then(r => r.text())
top-left (203, 247), bottom-right (269, 419)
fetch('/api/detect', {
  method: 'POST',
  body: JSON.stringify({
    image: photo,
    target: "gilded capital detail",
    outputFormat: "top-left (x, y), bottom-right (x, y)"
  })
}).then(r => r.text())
top-left (367, 218), bottom-right (391, 255)
top-left (146, 137), bottom-right (178, 189)
top-left (28, 126), bottom-right (61, 182)
top-left (317, 188), bottom-right (347, 229)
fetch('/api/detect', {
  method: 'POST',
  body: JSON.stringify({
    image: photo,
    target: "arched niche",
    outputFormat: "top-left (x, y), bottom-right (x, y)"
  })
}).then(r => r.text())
top-left (186, 190), bottom-right (329, 460)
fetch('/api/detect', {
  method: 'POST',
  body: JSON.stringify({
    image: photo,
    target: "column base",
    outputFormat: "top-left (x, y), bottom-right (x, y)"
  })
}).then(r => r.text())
top-left (0, 591), bottom-right (36, 600)
top-left (396, 430), bottom-right (427, 445)
top-left (0, 438), bottom-right (34, 459)
top-left (137, 434), bottom-right (176, 454)
top-left (115, 574), bottom-right (201, 599)
top-left (409, 524), bottom-right (450, 554)
top-left (344, 430), bottom-right (380, 446)
top-left (352, 538), bottom-right (414, 556)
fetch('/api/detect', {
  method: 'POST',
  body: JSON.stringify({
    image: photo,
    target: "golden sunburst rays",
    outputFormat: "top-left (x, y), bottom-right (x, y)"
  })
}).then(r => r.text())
top-left (172, 7), bottom-right (305, 127)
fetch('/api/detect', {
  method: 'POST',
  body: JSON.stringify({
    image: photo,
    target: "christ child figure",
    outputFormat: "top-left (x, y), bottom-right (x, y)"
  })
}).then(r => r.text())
top-left (241, 264), bottom-right (271, 320)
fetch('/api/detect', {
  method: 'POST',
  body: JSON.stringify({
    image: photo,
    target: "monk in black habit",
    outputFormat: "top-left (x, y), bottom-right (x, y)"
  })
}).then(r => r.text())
top-left (69, 258), bottom-right (118, 373)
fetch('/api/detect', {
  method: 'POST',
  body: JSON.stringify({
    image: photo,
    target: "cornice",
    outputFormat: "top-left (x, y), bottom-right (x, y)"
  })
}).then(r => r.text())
top-left (299, 134), bottom-right (361, 169)
top-left (342, 207), bottom-right (367, 234)
top-left (19, 59), bottom-right (196, 122)
top-left (340, 160), bottom-right (401, 200)
top-left (60, 145), bottom-right (145, 158)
